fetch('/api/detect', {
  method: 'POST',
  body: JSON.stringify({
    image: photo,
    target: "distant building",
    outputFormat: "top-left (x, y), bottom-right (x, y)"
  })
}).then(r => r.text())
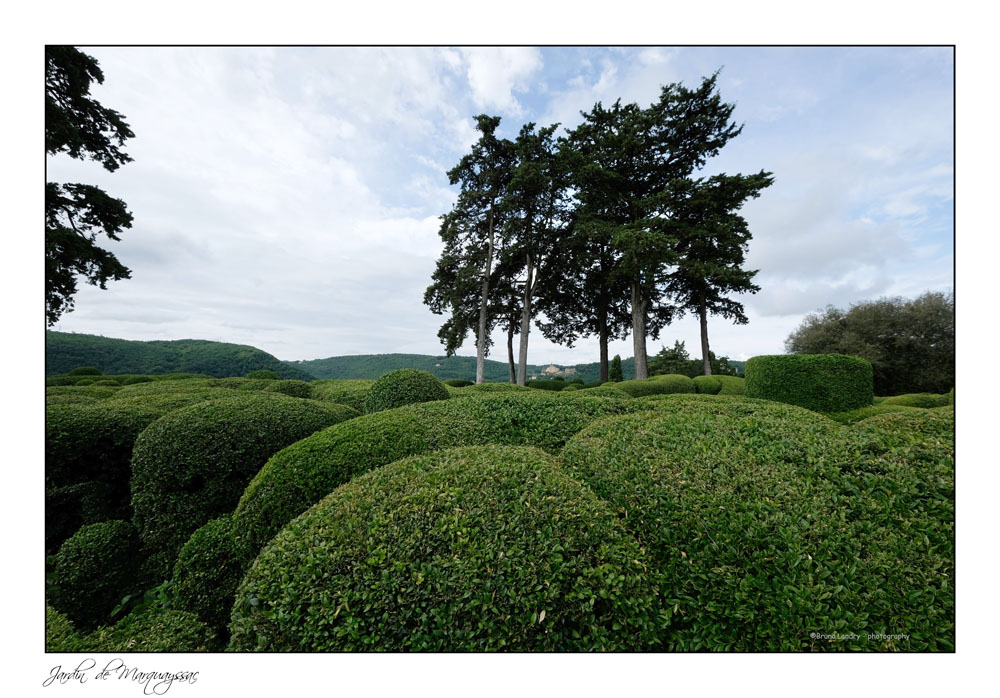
top-left (543, 364), bottom-right (561, 375)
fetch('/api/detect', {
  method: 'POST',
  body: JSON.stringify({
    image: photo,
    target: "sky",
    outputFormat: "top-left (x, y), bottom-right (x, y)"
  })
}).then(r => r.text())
top-left (45, 46), bottom-right (955, 364)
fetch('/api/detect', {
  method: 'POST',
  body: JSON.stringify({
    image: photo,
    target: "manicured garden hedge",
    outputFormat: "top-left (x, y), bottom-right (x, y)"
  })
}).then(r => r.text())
top-left (130, 393), bottom-right (359, 577)
top-left (46, 606), bottom-right (217, 652)
top-left (363, 369), bottom-right (450, 413)
top-left (172, 514), bottom-right (243, 633)
top-left (46, 481), bottom-right (115, 555)
top-left (46, 385), bottom-right (119, 406)
top-left (442, 378), bottom-right (473, 387)
top-left (692, 375), bottom-right (722, 394)
top-left (745, 354), bottom-right (873, 412)
top-left (230, 445), bottom-right (661, 651)
top-left (715, 375), bottom-right (746, 395)
top-left (526, 379), bottom-right (565, 391)
top-left (50, 520), bottom-right (143, 630)
top-left (614, 374), bottom-right (695, 398)
top-left (825, 404), bottom-right (922, 425)
top-left (880, 392), bottom-right (951, 408)
top-left (560, 394), bottom-right (953, 650)
top-left (232, 392), bottom-right (642, 564)
top-left (308, 379), bottom-right (374, 411)
top-left (246, 369), bottom-right (279, 379)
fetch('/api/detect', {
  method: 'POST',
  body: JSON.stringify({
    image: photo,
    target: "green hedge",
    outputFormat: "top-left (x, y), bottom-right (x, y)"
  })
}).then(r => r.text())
top-left (443, 378), bottom-right (473, 387)
top-left (560, 395), bottom-right (953, 650)
top-left (47, 606), bottom-right (218, 652)
top-left (230, 445), bottom-right (661, 651)
top-left (363, 369), bottom-right (450, 413)
top-left (246, 369), bottom-right (279, 379)
top-left (308, 379), bottom-right (374, 411)
top-left (130, 393), bottom-right (359, 578)
top-left (692, 375), bottom-right (722, 394)
top-left (715, 375), bottom-right (746, 395)
top-left (172, 514), bottom-right (243, 633)
top-left (825, 404), bottom-right (922, 425)
top-left (50, 520), bottom-right (143, 630)
top-left (526, 379), bottom-right (565, 391)
top-left (745, 354), bottom-right (873, 412)
top-left (46, 385), bottom-right (119, 405)
top-left (462, 382), bottom-right (531, 393)
top-left (74, 378), bottom-right (95, 386)
top-left (880, 393), bottom-right (951, 409)
top-left (614, 374), bottom-right (695, 398)
top-left (68, 366), bottom-right (102, 376)
top-left (232, 392), bottom-right (642, 564)
top-left (46, 481), bottom-right (116, 555)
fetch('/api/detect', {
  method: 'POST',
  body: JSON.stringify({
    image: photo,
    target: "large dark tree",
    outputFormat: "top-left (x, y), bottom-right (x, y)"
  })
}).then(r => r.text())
top-left (785, 291), bottom-right (954, 395)
top-left (424, 115), bottom-right (514, 383)
top-left (46, 46), bottom-right (135, 325)
top-left (662, 171), bottom-right (773, 374)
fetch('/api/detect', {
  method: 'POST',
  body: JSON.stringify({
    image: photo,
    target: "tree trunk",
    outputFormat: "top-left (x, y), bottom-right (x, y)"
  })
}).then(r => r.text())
top-left (699, 294), bottom-right (712, 376)
top-left (598, 320), bottom-right (609, 383)
top-left (631, 281), bottom-right (649, 380)
top-left (476, 205), bottom-right (495, 384)
top-left (516, 254), bottom-right (535, 386)
top-left (507, 324), bottom-right (516, 383)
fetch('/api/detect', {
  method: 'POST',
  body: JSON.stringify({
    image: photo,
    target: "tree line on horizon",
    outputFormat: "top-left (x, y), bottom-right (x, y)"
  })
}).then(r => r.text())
top-left (424, 71), bottom-right (773, 385)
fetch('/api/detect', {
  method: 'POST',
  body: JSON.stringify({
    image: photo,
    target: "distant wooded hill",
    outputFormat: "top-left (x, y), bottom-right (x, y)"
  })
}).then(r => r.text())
top-left (45, 331), bottom-right (315, 381)
top-left (292, 353), bottom-right (638, 383)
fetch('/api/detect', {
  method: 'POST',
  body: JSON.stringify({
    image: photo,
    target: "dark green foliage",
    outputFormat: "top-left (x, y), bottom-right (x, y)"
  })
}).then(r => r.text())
top-left (309, 379), bottom-right (374, 411)
top-left (825, 404), bottom-right (922, 425)
top-left (560, 395), bottom-right (953, 650)
top-left (45, 330), bottom-right (315, 380)
top-left (46, 480), bottom-right (116, 554)
top-left (68, 365), bottom-right (102, 376)
top-left (648, 341), bottom-right (739, 378)
top-left (74, 378), bottom-right (95, 386)
top-left (614, 373), bottom-right (695, 398)
top-left (130, 393), bottom-right (358, 578)
top-left (745, 354), bottom-right (873, 412)
top-left (230, 446), bottom-right (661, 651)
top-left (172, 515), bottom-right (242, 633)
top-left (561, 383), bottom-right (582, 391)
top-left (947, 387), bottom-right (954, 405)
top-left (526, 379), bottom-right (566, 391)
top-left (92, 378), bottom-right (120, 386)
top-left (609, 355), bottom-right (623, 382)
top-left (880, 393), bottom-right (951, 409)
top-left (462, 382), bottom-right (531, 393)
top-left (121, 375), bottom-right (154, 384)
top-left (246, 369), bottom-right (279, 379)
top-left (53, 608), bottom-right (218, 652)
top-left (443, 378), bottom-right (474, 387)
top-left (50, 520), bottom-right (143, 630)
top-left (232, 392), bottom-right (642, 562)
top-left (785, 291), bottom-right (954, 395)
top-left (363, 369), bottom-right (450, 413)
top-left (46, 385), bottom-right (118, 405)
top-left (692, 375), bottom-right (722, 394)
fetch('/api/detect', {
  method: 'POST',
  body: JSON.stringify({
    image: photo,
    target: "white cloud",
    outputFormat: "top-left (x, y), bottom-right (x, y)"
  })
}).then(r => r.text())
top-left (459, 47), bottom-right (543, 116)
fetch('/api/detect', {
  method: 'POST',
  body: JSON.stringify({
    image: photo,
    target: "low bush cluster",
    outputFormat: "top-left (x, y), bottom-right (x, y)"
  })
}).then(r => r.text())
top-left (526, 379), bottom-right (565, 391)
top-left (230, 445), bottom-right (661, 651)
top-left (130, 393), bottom-right (358, 578)
top-left (171, 514), bottom-right (243, 633)
top-left (46, 606), bottom-right (218, 652)
top-left (363, 369), bottom-right (450, 413)
top-left (745, 354), bottom-right (873, 412)
top-left (246, 369), bottom-right (279, 379)
top-left (692, 375), bottom-right (722, 394)
top-left (442, 378), bottom-right (473, 387)
top-left (613, 373), bottom-right (695, 398)
top-left (308, 379), bottom-right (374, 411)
top-left (880, 392), bottom-right (951, 409)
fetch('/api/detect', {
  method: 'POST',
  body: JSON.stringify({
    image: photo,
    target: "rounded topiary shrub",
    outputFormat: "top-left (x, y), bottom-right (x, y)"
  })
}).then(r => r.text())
top-left (172, 514), bottom-right (243, 632)
top-left (615, 374), bottom-right (695, 398)
top-left (443, 378), bottom-right (473, 387)
top-left (120, 375), bottom-right (155, 385)
top-left (308, 379), bottom-right (374, 411)
top-left (527, 379), bottom-right (565, 391)
top-left (230, 445), bottom-right (661, 651)
top-left (74, 378), bottom-right (96, 386)
top-left (463, 382), bottom-right (531, 393)
top-left (82, 609), bottom-right (218, 652)
top-left (692, 375), bottom-right (722, 394)
top-left (561, 383), bottom-right (582, 392)
top-left (50, 520), bottom-right (143, 630)
top-left (715, 375), bottom-right (746, 395)
top-left (246, 369), bottom-right (279, 380)
top-left (92, 378), bottom-right (121, 386)
top-left (363, 368), bottom-right (449, 413)
top-left (46, 605), bottom-right (82, 652)
top-left (130, 393), bottom-right (359, 578)
top-left (46, 481), bottom-right (116, 554)
top-left (232, 392), bottom-right (642, 564)
top-left (68, 366), bottom-right (102, 376)
top-left (745, 354), bottom-right (873, 412)
top-left (46, 385), bottom-right (119, 406)
top-left (880, 392), bottom-right (951, 409)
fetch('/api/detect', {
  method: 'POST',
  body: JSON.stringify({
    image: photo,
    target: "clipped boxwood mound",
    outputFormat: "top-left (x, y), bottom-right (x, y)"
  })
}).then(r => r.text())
top-left (50, 520), bottom-right (143, 630)
top-left (526, 379), bottom-right (565, 391)
top-left (246, 369), bottom-right (279, 379)
top-left (442, 378), bottom-right (473, 387)
top-left (561, 397), bottom-right (953, 650)
top-left (745, 354), bottom-right (873, 412)
top-left (462, 382), bottom-right (531, 393)
top-left (308, 379), bottom-right (374, 411)
top-left (46, 385), bottom-right (119, 405)
top-left (880, 392), bottom-right (951, 409)
top-left (230, 445), bottom-right (661, 651)
top-left (363, 368), bottom-right (450, 413)
top-left (825, 404), bottom-right (923, 425)
top-left (692, 375), bottom-right (722, 394)
top-left (232, 392), bottom-right (642, 562)
top-left (850, 407), bottom-right (955, 444)
top-left (172, 514), bottom-right (243, 633)
top-left (715, 375), bottom-right (746, 395)
top-left (46, 481), bottom-right (116, 554)
top-left (579, 383), bottom-right (632, 398)
top-left (615, 374), bottom-right (695, 398)
top-left (47, 607), bottom-right (218, 652)
top-left (131, 393), bottom-right (359, 577)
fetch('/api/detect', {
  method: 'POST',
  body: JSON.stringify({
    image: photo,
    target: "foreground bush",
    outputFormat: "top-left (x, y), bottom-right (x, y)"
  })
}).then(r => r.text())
top-left (46, 606), bottom-right (217, 652)
top-left (363, 368), bottom-right (450, 413)
top-left (461, 382), bottom-right (531, 393)
top-left (561, 395), bottom-right (953, 650)
top-left (825, 404), bottom-right (922, 425)
top-left (715, 375), bottom-right (746, 395)
top-left (131, 393), bottom-right (358, 577)
top-left (230, 446), bottom-right (661, 651)
top-left (46, 481), bottom-right (115, 555)
top-left (308, 379), bottom-right (374, 411)
top-left (880, 393), bottom-right (951, 409)
top-left (232, 392), bottom-right (641, 563)
top-left (692, 375), bottom-right (722, 394)
top-left (50, 520), bottom-right (143, 630)
top-left (45, 385), bottom-right (119, 406)
top-left (745, 354), bottom-right (873, 412)
top-left (614, 374), bottom-right (695, 398)
top-left (171, 514), bottom-right (242, 633)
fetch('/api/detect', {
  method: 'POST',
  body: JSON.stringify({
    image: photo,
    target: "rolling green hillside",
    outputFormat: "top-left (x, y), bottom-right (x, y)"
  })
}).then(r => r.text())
top-left (292, 353), bottom-right (637, 383)
top-left (46, 331), bottom-right (315, 381)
